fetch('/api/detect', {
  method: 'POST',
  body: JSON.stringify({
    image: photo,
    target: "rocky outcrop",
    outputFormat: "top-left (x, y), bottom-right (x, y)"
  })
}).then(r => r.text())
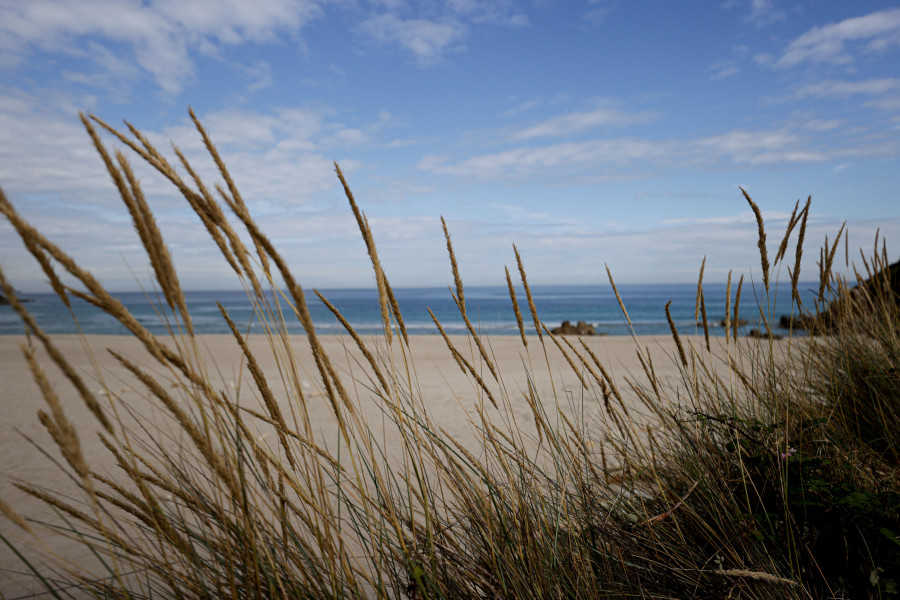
top-left (747, 328), bottom-right (783, 340)
top-left (0, 288), bottom-right (31, 305)
top-left (778, 259), bottom-right (900, 333)
top-left (779, 314), bottom-right (817, 330)
top-left (550, 320), bottom-right (602, 336)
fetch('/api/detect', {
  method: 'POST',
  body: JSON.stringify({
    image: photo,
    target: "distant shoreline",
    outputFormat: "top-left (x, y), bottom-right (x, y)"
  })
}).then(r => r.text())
top-left (0, 284), bottom-right (816, 338)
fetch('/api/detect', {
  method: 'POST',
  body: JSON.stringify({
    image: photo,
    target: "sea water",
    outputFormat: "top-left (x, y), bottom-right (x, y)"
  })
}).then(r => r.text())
top-left (0, 283), bottom-right (819, 337)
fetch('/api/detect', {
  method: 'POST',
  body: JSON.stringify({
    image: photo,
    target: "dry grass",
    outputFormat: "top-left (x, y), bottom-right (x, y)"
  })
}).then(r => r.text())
top-left (1, 111), bottom-right (899, 599)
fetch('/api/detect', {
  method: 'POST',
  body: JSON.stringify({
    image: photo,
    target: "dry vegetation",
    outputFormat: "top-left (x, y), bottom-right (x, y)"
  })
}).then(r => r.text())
top-left (1, 110), bottom-right (899, 599)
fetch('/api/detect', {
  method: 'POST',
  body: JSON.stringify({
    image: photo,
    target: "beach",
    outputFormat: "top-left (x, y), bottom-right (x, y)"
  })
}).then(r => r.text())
top-left (1, 332), bottom-right (739, 596)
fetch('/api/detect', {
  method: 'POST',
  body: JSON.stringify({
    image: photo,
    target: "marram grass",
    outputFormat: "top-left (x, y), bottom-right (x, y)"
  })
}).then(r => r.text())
top-left (1, 110), bottom-right (899, 599)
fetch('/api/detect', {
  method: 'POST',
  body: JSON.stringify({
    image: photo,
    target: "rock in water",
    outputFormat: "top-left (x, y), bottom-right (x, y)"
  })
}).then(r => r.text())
top-left (550, 320), bottom-right (599, 335)
top-left (719, 318), bottom-right (749, 327)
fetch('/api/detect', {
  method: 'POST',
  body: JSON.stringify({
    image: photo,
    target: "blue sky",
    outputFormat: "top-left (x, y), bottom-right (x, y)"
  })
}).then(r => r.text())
top-left (1, 0), bottom-right (898, 292)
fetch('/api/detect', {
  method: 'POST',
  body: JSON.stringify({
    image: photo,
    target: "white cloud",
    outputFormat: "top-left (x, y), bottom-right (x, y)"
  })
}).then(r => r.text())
top-left (0, 92), bottom-right (111, 197)
top-left (708, 43), bottom-right (751, 80)
top-left (325, 127), bottom-right (370, 147)
top-left (355, 176), bottom-right (434, 204)
top-left (707, 60), bottom-right (740, 80)
top-left (866, 96), bottom-right (900, 114)
top-left (239, 60), bottom-right (274, 92)
top-left (691, 129), bottom-right (828, 166)
top-left (165, 107), bottom-right (325, 151)
top-left (779, 78), bottom-right (900, 100)
top-left (0, 0), bottom-right (322, 94)
top-left (0, 100), bottom-right (397, 292)
top-left (59, 40), bottom-right (142, 98)
top-left (4, 182), bottom-right (895, 291)
top-left (359, 14), bottom-right (467, 66)
top-left (746, 0), bottom-right (784, 26)
top-left (418, 137), bottom-right (675, 179)
top-left (500, 98), bottom-right (543, 118)
top-left (804, 119), bottom-right (841, 132)
top-left (446, 0), bottom-right (528, 27)
top-left (775, 8), bottom-right (900, 69)
top-left (582, 0), bottom-right (613, 27)
top-left (512, 104), bottom-right (658, 140)
top-left (157, 0), bottom-right (320, 42)
top-left (753, 52), bottom-right (775, 67)
top-left (381, 210), bottom-right (895, 289)
top-left (0, 98), bottom-right (384, 228)
top-left (661, 210), bottom-right (795, 227)
top-left (354, 0), bottom-right (530, 65)
top-left (762, 78), bottom-right (900, 119)
top-left (418, 127), bottom-right (843, 180)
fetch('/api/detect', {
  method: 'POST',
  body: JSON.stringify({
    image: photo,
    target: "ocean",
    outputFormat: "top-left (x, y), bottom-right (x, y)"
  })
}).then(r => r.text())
top-left (0, 283), bottom-right (818, 337)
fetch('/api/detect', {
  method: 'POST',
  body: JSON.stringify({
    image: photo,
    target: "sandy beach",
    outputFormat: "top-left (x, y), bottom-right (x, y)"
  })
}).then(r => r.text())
top-left (1, 332), bottom-right (735, 596)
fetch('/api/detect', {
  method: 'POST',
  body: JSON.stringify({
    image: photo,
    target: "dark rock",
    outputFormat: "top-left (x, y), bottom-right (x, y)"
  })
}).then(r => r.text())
top-left (575, 320), bottom-right (595, 335)
top-left (0, 288), bottom-right (31, 305)
top-left (778, 314), bottom-right (816, 330)
top-left (551, 320), bottom-right (599, 335)
top-left (550, 320), bottom-right (571, 335)
top-left (747, 328), bottom-right (783, 340)
top-left (778, 258), bottom-right (900, 333)
top-left (718, 318), bottom-right (749, 327)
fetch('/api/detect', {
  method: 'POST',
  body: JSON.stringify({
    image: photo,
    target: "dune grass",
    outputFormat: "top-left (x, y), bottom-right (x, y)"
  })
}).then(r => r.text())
top-left (1, 110), bottom-right (899, 599)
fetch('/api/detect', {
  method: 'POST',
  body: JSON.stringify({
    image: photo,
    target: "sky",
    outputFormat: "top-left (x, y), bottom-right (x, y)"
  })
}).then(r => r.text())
top-left (0, 0), bottom-right (898, 292)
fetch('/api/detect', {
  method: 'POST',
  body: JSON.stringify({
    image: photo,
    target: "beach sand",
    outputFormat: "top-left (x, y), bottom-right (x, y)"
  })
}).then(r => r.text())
top-left (0, 332), bottom-right (738, 596)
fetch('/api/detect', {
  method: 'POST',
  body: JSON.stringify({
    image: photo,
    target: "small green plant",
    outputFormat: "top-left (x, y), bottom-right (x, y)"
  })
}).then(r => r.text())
top-left (695, 410), bottom-right (900, 596)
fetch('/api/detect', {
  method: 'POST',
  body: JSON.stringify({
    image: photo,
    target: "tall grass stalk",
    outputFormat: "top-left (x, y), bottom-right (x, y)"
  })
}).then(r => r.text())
top-left (1, 112), bottom-right (898, 599)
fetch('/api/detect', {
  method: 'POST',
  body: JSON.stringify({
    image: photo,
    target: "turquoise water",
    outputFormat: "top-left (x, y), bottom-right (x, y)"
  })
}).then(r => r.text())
top-left (0, 283), bottom-right (818, 337)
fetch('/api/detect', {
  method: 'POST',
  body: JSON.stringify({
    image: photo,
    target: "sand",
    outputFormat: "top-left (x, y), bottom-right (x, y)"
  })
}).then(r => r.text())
top-left (0, 332), bottom-right (731, 597)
